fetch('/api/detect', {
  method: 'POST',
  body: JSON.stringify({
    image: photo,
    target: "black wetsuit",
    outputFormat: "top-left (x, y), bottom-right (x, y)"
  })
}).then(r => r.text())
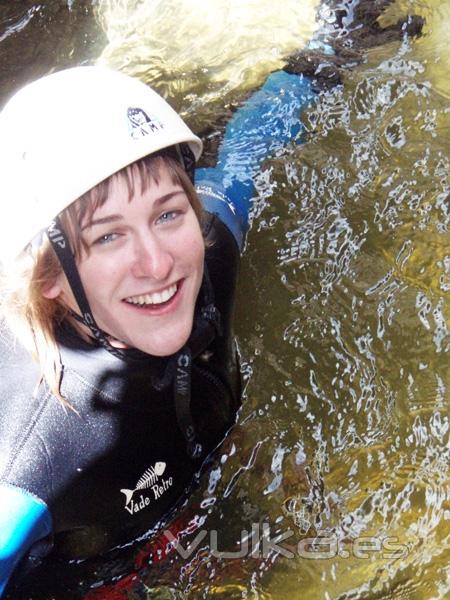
top-left (0, 214), bottom-right (240, 583)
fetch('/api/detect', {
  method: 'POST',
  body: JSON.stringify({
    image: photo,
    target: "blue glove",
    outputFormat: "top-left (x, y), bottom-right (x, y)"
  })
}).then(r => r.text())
top-left (0, 484), bottom-right (52, 597)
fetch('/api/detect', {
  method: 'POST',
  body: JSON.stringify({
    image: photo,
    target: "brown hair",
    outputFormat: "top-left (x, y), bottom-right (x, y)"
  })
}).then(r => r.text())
top-left (0, 152), bottom-right (204, 403)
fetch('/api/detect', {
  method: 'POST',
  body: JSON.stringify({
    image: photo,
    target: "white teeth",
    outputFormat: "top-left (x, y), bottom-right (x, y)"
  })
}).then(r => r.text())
top-left (125, 284), bottom-right (177, 306)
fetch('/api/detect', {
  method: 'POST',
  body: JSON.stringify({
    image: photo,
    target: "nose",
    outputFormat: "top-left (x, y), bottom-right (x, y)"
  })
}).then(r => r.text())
top-left (130, 234), bottom-right (174, 280)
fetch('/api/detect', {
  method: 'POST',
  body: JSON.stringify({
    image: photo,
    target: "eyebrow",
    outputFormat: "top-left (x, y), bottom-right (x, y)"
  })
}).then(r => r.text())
top-left (81, 190), bottom-right (186, 231)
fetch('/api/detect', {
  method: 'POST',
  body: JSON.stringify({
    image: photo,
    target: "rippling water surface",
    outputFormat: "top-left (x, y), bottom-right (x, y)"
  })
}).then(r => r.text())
top-left (0, 1), bottom-right (448, 598)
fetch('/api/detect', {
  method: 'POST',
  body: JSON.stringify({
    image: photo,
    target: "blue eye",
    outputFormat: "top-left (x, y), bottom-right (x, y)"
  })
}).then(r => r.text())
top-left (157, 211), bottom-right (178, 224)
top-left (94, 232), bottom-right (119, 245)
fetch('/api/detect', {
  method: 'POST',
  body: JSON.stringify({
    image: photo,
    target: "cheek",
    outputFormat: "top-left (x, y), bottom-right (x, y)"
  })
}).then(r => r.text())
top-left (78, 257), bottom-right (120, 303)
top-left (183, 219), bottom-right (205, 264)
top-left (185, 230), bottom-right (205, 274)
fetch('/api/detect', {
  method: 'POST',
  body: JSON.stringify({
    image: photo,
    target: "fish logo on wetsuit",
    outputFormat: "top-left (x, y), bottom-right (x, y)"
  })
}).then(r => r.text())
top-left (120, 461), bottom-right (167, 507)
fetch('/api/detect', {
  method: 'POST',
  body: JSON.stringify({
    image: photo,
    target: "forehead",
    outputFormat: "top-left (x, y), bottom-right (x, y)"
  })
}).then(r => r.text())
top-left (79, 159), bottom-right (175, 217)
top-left (89, 163), bottom-right (183, 218)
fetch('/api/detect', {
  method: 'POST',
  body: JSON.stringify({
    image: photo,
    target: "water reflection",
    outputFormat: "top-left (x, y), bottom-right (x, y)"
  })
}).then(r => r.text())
top-left (96, 0), bottom-right (320, 110)
top-left (0, 1), bottom-right (104, 106)
top-left (229, 2), bottom-right (449, 596)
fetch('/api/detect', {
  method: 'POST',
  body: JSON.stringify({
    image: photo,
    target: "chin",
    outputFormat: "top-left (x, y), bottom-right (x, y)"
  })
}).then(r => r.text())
top-left (133, 325), bottom-right (193, 357)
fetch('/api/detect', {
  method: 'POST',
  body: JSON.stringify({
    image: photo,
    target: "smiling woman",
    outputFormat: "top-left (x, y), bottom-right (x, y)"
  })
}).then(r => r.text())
top-left (46, 155), bottom-right (205, 357)
top-left (0, 65), bottom-right (315, 597)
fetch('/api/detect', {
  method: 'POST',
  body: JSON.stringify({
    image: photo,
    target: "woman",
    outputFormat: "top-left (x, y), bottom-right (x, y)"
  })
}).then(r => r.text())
top-left (0, 66), bottom-right (314, 596)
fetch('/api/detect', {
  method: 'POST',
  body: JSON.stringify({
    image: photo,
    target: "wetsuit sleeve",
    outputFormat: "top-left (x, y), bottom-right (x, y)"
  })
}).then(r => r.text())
top-left (196, 71), bottom-right (316, 250)
top-left (0, 483), bottom-right (52, 597)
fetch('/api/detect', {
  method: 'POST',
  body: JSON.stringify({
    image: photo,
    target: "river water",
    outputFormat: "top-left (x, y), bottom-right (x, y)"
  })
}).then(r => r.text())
top-left (0, 1), bottom-right (449, 599)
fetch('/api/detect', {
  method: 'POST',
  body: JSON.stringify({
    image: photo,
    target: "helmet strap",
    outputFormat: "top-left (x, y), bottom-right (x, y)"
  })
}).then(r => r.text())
top-left (177, 143), bottom-right (196, 184)
top-left (47, 218), bottom-right (130, 360)
top-left (153, 264), bottom-right (222, 460)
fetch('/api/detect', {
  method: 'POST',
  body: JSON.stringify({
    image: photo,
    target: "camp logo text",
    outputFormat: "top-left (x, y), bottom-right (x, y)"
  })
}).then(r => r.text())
top-left (120, 461), bottom-right (173, 515)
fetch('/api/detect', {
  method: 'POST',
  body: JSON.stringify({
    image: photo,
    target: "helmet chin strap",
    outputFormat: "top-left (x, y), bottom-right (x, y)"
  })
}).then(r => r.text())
top-left (47, 217), bottom-right (130, 361)
top-left (47, 213), bottom-right (222, 460)
top-left (177, 143), bottom-right (196, 184)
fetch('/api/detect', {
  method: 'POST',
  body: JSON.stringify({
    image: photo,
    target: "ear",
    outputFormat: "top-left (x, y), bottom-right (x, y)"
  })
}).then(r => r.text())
top-left (42, 277), bottom-right (63, 300)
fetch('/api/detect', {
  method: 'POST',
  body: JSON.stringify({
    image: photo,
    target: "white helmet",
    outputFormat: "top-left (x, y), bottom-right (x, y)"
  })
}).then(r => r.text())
top-left (0, 66), bottom-right (203, 265)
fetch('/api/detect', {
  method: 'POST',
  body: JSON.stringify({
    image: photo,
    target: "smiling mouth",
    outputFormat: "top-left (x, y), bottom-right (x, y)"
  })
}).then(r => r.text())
top-left (123, 282), bottom-right (179, 307)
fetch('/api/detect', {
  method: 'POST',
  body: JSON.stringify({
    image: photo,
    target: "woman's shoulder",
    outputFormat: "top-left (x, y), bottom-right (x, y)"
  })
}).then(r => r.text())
top-left (0, 324), bottom-right (58, 499)
top-left (0, 322), bottom-right (42, 413)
